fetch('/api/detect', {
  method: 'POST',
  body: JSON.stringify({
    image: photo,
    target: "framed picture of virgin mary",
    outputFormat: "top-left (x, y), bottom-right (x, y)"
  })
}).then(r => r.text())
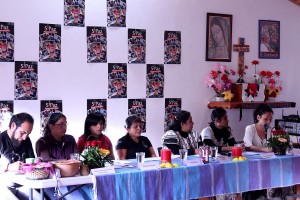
top-left (206, 13), bottom-right (232, 62)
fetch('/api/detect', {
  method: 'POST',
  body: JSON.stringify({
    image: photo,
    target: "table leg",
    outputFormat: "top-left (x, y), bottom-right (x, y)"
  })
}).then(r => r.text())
top-left (40, 188), bottom-right (44, 200)
top-left (59, 184), bottom-right (85, 199)
top-left (29, 188), bottom-right (33, 200)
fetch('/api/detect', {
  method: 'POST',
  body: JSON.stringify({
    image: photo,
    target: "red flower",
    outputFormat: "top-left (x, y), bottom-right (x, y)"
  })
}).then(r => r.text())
top-left (266, 71), bottom-right (273, 78)
top-left (269, 78), bottom-right (275, 85)
top-left (244, 65), bottom-right (248, 69)
top-left (260, 70), bottom-right (266, 77)
top-left (85, 141), bottom-right (91, 147)
top-left (221, 74), bottom-right (228, 81)
top-left (251, 60), bottom-right (259, 65)
top-left (210, 70), bottom-right (218, 79)
top-left (247, 83), bottom-right (258, 95)
top-left (274, 71), bottom-right (280, 76)
top-left (91, 140), bottom-right (98, 147)
top-left (269, 91), bottom-right (277, 98)
top-left (272, 130), bottom-right (286, 136)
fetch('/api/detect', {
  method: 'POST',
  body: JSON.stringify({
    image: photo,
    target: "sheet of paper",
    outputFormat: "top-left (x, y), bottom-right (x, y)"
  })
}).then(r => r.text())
top-left (292, 148), bottom-right (300, 156)
top-left (138, 161), bottom-right (160, 170)
top-left (184, 159), bottom-right (204, 166)
top-left (259, 152), bottom-right (276, 159)
top-left (243, 151), bottom-right (260, 156)
top-left (217, 156), bottom-right (230, 163)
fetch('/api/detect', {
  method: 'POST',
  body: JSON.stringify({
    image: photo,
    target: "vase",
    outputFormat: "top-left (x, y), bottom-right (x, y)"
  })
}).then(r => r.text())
top-left (272, 147), bottom-right (287, 155)
top-left (215, 97), bottom-right (224, 102)
top-left (80, 164), bottom-right (90, 176)
top-left (267, 97), bottom-right (276, 102)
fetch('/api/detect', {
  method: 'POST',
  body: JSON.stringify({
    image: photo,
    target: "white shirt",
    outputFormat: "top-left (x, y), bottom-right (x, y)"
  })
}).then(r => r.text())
top-left (243, 124), bottom-right (272, 147)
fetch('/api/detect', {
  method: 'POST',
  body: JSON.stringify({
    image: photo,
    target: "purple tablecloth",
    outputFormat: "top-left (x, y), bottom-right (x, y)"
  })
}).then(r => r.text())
top-left (94, 155), bottom-right (300, 200)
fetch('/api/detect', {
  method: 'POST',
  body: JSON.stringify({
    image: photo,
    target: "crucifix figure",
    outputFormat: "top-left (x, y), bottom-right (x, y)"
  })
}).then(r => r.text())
top-left (233, 37), bottom-right (250, 83)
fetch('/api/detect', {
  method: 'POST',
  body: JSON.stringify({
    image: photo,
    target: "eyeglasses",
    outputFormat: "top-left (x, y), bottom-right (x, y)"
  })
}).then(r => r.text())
top-left (54, 122), bottom-right (68, 127)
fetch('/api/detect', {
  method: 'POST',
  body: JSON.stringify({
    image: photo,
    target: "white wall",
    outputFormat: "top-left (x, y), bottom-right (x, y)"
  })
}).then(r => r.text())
top-left (0, 0), bottom-right (300, 156)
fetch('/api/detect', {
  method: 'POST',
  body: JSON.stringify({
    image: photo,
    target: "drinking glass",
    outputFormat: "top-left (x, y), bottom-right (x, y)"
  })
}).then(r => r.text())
top-left (200, 146), bottom-right (210, 163)
top-left (210, 146), bottom-right (218, 160)
top-left (179, 149), bottom-right (188, 164)
top-left (136, 152), bottom-right (145, 166)
top-left (70, 153), bottom-right (80, 160)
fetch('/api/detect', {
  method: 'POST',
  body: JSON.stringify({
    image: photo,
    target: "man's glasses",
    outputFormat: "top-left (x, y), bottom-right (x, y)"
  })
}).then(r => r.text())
top-left (54, 122), bottom-right (68, 127)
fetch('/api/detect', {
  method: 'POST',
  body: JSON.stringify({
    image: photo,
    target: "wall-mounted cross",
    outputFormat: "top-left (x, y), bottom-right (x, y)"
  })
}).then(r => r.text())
top-left (233, 38), bottom-right (250, 82)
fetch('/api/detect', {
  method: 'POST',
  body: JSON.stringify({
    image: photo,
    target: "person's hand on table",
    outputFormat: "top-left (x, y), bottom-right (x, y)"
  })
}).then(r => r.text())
top-left (7, 161), bottom-right (23, 172)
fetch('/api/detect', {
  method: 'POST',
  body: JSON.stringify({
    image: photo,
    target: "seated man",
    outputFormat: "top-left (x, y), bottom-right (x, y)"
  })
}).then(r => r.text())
top-left (0, 112), bottom-right (39, 199)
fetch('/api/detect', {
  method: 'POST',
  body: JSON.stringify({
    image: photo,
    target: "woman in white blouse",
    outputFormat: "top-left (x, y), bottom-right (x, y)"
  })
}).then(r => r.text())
top-left (243, 103), bottom-right (273, 152)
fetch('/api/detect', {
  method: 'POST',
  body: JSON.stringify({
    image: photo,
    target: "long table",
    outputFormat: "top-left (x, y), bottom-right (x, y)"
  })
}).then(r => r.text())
top-left (3, 154), bottom-right (300, 200)
top-left (95, 155), bottom-right (300, 199)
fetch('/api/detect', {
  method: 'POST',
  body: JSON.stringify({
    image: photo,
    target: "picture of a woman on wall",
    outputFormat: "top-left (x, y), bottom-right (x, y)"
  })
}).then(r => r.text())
top-left (206, 13), bottom-right (232, 62)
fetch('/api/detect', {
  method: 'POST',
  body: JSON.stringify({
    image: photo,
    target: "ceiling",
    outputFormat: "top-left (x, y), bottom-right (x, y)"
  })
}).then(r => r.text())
top-left (289, 0), bottom-right (300, 6)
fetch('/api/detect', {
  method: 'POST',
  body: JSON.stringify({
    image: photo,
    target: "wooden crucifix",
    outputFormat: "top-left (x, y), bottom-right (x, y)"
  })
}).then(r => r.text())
top-left (233, 37), bottom-right (250, 82)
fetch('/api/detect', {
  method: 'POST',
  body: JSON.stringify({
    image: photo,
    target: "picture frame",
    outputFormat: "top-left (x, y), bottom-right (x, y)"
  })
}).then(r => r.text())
top-left (258, 20), bottom-right (280, 59)
top-left (206, 13), bottom-right (232, 62)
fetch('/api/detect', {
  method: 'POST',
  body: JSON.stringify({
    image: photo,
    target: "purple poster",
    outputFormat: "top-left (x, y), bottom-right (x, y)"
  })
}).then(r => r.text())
top-left (107, 0), bottom-right (126, 27)
top-left (128, 29), bottom-right (146, 64)
top-left (87, 26), bottom-right (107, 63)
top-left (0, 22), bottom-right (14, 62)
top-left (108, 63), bottom-right (127, 98)
top-left (14, 61), bottom-right (38, 100)
top-left (146, 64), bottom-right (164, 98)
top-left (40, 100), bottom-right (63, 134)
top-left (87, 99), bottom-right (107, 120)
top-left (128, 99), bottom-right (146, 132)
top-left (39, 23), bottom-right (61, 62)
top-left (164, 98), bottom-right (181, 132)
top-left (64, 0), bottom-right (85, 27)
top-left (0, 101), bottom-right (14, 133)
top-left (164, 31), bottom-right (181, 64)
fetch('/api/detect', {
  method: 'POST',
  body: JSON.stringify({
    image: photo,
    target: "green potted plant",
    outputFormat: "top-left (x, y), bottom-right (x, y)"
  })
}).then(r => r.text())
top-left (80, 140), bottom-right (113, 175)
top-left (267, 129), bottom-right (291, 155)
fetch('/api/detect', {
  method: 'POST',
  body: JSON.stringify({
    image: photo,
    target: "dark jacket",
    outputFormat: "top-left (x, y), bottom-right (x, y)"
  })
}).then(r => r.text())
top-left (35, 133), bottom-right (78, 161)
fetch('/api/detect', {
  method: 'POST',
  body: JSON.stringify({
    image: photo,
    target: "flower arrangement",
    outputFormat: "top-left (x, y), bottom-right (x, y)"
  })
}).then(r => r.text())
top-left (205, 63), bottom-right (235, 99)
top-left (267, 129), bottom-right (290, 155)
top-left (80, 140), bottom-right (113, 169)
top-left (260, 70), bottom-right (282, 98)
top-left (250, 60), bottom-right (261, 84)
top-left (237, 65), bottom-right (248, 83)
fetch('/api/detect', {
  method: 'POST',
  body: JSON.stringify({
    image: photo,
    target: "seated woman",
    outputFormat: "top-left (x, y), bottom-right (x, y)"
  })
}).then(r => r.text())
top-left (243, 104), bottom-right (289, 200)
top-left (201, 108), bottom-right (241, 200)
top-left (77, 113), bottom-right (115, 160)
top-left (116, 115), bottom-right (156, 159)
top-left (243, 103), bottom-right (273, 152)
top-left (36, 113), bottom-right (78, 161)
top-left (201, 108), bottom-right (239, 153)
top-left (161, 110), bottom-right (201, 155)
top-left (36, 113), bottom-right (92, 200)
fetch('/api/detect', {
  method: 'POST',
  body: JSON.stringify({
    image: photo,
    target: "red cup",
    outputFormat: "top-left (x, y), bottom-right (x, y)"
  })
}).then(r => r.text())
top-left (232, 146), bottom-right (242, 158)
top-left (161, 149), bottom-right (171, 163)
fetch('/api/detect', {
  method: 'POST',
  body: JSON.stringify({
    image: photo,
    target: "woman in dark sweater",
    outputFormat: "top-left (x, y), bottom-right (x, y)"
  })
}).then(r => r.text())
top-left (200, 108), bottom-right (238, 153)
top-left (36, 112), bottom-right (78, 161)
